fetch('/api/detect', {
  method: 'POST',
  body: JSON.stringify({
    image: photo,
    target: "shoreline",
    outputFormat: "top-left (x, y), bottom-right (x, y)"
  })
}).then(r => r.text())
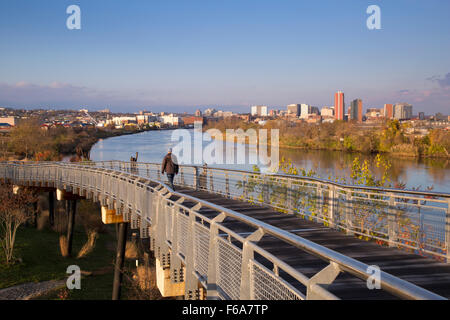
top-left (204, 132), bottom-right (450, 160)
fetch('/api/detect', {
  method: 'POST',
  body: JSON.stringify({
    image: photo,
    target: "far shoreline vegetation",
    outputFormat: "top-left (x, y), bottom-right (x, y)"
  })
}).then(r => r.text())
top-left (204, 118), bottom-right (450, 159)
top-left (0, 119), bottom-right (158, 162)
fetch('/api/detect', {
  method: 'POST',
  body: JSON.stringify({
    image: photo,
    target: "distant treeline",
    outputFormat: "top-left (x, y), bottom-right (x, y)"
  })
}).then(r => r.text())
top-left (3, 120), bottom-right (146, 161)
top-left (204, 118), bottom-right (450, 158)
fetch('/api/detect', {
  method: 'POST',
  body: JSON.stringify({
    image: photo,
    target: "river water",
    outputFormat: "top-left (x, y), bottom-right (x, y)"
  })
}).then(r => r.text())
top-left (90, 129), bottom-right (450, 193)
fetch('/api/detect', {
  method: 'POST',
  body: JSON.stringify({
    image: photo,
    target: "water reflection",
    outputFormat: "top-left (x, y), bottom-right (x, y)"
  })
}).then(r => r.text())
top-left (90, 129), bottom-right (449, 192)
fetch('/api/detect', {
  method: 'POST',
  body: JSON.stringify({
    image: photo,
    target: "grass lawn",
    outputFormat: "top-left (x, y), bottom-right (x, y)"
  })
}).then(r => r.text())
top-left (0, 224), bottom-right (118, 299)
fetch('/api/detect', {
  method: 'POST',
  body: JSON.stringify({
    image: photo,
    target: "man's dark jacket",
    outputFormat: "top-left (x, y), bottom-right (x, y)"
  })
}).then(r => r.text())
top-left (161, 154), bottom-right (178, 174)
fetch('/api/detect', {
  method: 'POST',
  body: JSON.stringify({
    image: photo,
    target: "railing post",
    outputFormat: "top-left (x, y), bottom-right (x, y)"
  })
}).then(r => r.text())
top-left (209, 169), bottom-right (214, 192)
top-left (243, 175), bottom-right (248, 201)
top-left (194, 167), bottom-right (199, 190)
top-left (446, 199), bottom-right (450, 263)
top-left (240, 228), bottom-right (264, 299)
top-left (263, 175), bottom-right (270, 205)
top-left (318, 185), bottom-right (324, 221)
top-left (206, 212), bottom-right (226, 300)
top-left (345, 191), bottom-right (354, 236)
top-left (388, 193), bottom-right (398, 248)
top-left (287, 179), bottom-right (293, 214)
top-left (328, 186), bottom-right (336, 228)
top-left (180, 169), bottom-right (185, 186)
top-left (225, 173), bottom-right (230, 198)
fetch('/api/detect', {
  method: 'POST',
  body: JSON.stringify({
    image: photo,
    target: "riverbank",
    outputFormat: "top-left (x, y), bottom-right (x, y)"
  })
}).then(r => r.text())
top-left (1, 124), bottom-right (164, 161)
top-left (203, 119), bottom-right (450, 159)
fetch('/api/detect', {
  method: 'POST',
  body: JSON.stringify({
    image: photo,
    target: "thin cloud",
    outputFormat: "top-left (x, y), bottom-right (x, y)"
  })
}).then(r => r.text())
top-left (428, 73), bottom-right (450, 88)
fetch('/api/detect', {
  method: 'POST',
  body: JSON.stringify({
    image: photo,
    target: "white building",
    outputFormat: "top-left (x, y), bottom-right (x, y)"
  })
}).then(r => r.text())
top-left (111, 116), bottom-right (137, 126)
top-left (160, 114), bottom-right (181, 126)
top-left (321, 106), bottom-right (334, 117)
top-left (251, 105), bottom-right (268, 117)
top-left (300, 104), bottom-right (311, 119)
top-left (0, 117), bottom-right (16, 126)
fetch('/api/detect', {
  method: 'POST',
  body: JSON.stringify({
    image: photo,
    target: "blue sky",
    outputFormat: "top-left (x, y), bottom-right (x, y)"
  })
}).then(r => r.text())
top-left (0, 0), bottom-right (449, 113)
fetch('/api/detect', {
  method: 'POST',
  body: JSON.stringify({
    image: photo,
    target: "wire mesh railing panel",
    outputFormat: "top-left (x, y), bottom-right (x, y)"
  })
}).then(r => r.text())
top-left (176, 212), bottom-right (189, 257)
top-left (193, 222), bottom-right (210, 280)
top-left (250, 260), bottom-right (304, 300)
top-left (216, 237), bottom-right (243, 300)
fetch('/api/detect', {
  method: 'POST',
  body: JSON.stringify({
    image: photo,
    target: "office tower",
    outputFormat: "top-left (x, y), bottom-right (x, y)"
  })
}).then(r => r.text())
top-left (383, 104), bottom-right (393, 119)
top-left (419, 112), bottom-right (425, 120)
top-left (349, 99), bottom-right (363, 122)
top-left (287, 104), bottom-right (300, 117)
top-left (394, 103), bottom-right (413, 120)
top-left (300, 104), bottom-right (311, 119)
top-left (334, 91), bottom-right (345, 120)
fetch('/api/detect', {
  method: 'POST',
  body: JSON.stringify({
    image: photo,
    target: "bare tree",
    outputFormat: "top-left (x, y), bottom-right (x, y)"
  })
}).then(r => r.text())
top-left (0, 183), bottom-right (38, 265)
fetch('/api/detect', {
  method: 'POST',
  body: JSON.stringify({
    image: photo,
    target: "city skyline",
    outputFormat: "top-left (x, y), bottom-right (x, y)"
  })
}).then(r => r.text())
top-left (0, 1), bottom-right (449, 113)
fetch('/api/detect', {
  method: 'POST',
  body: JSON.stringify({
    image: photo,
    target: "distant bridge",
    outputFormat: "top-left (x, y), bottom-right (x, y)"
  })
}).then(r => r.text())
top-left (1, 161), bottom-right (450, 300)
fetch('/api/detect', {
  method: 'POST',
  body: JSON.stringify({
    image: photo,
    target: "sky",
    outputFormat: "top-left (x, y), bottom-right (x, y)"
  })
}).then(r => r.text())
top-left (0, 0), bottom-right (449, 114)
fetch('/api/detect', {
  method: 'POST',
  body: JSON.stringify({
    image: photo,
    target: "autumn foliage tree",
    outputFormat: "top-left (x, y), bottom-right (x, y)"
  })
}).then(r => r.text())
top-left (0, 182), bottom-right (38, 265)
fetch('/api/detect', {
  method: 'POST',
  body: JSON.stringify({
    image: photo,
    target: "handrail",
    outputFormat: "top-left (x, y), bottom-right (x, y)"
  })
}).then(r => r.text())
top-left (92, 160), bottom-right (450, 197)
top-left (0, 161), bottom-right (447, 300)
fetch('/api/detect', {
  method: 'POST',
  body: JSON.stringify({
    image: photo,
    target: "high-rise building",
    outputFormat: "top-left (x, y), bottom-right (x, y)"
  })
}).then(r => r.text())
top-left (419, 112), bottom-right (425, 120)
top-left (394, 103), bottom-right (413, 120)
top-left (300, 104), bottom-right (311, 119)
top-left (383, 104), bottom-right (394, 119)
top-left (287, 104), bottom-right (300, 117)
top-left (310, 106), bottom-right (320, 115)
top-left (251, 105), bottom-right (268, 117)
top-left (349, 99), bottom-right (363, 122)
top-left (334, 91), bottom-right (345, 121)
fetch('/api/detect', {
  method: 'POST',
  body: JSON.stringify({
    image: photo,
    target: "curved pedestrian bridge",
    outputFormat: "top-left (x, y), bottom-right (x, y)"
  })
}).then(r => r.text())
top-left (1, 161), bottom-right (450, 300)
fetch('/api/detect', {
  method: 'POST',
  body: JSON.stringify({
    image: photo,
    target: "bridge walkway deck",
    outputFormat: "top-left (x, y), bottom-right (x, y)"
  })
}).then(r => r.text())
top-left (171, 186), bottom-right (450, 300)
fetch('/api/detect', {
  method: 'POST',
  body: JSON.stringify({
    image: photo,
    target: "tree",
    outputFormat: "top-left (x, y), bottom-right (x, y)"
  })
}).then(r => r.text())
top-left (8, 119), bottom-right (47, 159)
top-left (0, 183), bottom-right (38, 265)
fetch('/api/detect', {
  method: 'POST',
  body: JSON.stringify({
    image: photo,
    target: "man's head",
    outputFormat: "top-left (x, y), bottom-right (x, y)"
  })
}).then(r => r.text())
top-left (168, 148), bottom-right (172, 154)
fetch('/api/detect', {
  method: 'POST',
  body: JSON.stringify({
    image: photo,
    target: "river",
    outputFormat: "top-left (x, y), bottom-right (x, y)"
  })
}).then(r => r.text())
top-left (90, 129), bottom-right (450, 193)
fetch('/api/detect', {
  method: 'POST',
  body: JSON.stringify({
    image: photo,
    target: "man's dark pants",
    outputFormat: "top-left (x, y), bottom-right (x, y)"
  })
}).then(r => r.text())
top-left (167, 173), bottom-right (175, 190)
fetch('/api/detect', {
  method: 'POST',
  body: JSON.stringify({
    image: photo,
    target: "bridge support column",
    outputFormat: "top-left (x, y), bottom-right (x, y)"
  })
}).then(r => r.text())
top-left (112, 222), bottom-right (129, 300)
top-left (66, 200), bottom-right (77, 257)
top-left (155, 257), bottom-right (185, 297)
top-left (48, 191), bottom-right (55, 227)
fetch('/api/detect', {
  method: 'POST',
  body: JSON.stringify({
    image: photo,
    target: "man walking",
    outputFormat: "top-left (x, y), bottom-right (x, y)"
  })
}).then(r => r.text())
top-left (161, 148), bottom-right (178, 190)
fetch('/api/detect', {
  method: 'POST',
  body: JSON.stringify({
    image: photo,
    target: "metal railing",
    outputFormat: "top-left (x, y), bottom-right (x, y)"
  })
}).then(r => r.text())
top-left (91, 160), bottom-right (450, 263)
top-left (0, 161), bottom-right (447, 300)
